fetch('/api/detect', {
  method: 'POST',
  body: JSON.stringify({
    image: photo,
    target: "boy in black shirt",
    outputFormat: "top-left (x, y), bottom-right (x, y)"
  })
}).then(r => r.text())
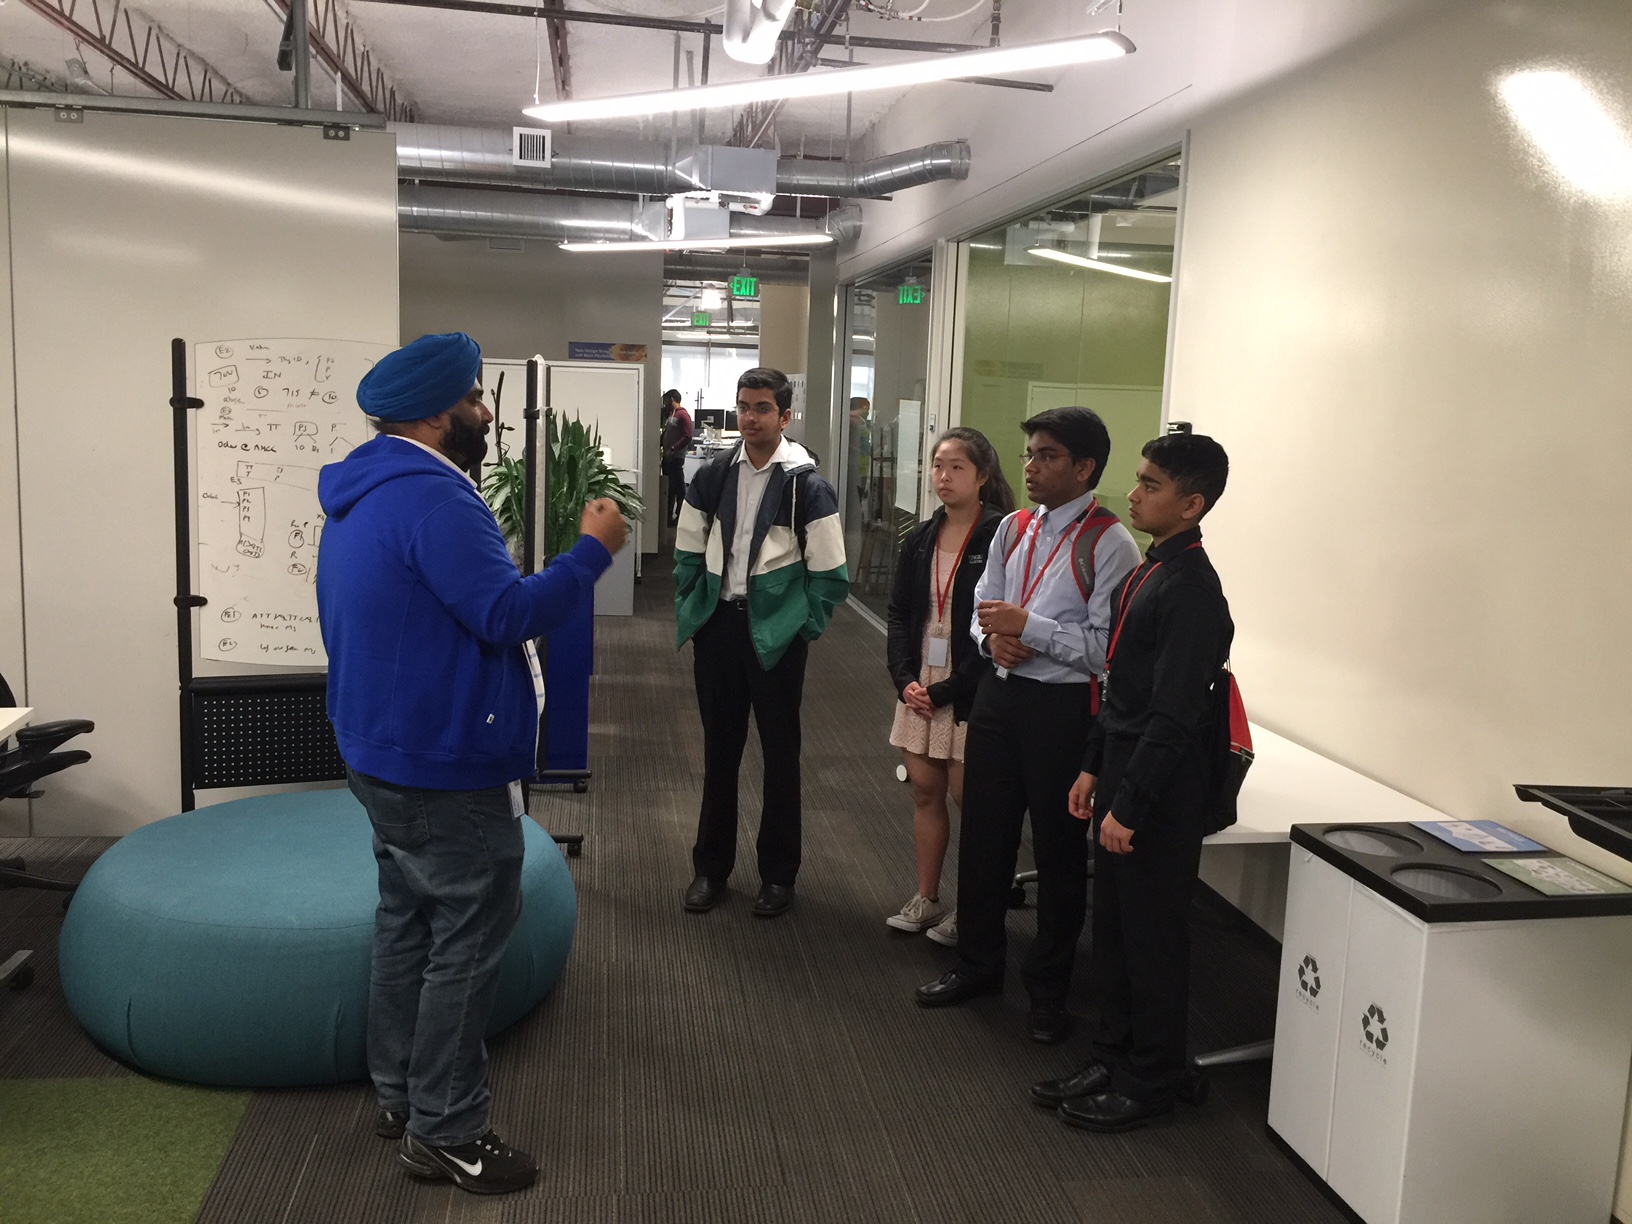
top-left (1030, 432), bottom-right (1234, 1133)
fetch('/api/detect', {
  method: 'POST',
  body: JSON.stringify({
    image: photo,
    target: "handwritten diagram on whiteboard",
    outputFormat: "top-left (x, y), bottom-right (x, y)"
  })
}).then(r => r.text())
top-left (194, 338), bottom-right (390, 665)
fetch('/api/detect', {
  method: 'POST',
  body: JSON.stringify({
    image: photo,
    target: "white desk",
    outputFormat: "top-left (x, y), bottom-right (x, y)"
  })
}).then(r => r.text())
top-left (1194, 724), bottom-right (1450, 1070)
top-left (1, 707), bottom-right (31, 742)
top-left (1211, 724), bottom-right (1450, 846)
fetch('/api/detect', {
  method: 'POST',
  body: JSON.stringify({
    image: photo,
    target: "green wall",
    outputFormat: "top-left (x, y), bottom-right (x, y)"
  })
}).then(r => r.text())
top-left (959, 246), bottom-right (1171, 529)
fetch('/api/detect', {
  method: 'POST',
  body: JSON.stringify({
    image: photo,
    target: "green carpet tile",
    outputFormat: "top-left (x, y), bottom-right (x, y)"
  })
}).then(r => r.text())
top-left (0, 1077), bottom-right (248, 1224)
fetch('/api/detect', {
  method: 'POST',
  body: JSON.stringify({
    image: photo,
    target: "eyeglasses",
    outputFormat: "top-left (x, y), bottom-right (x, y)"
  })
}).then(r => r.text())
top-left (1019, 449), bottom-right (1071, 467)
top-left (737, 402), bottom-right (781, 418)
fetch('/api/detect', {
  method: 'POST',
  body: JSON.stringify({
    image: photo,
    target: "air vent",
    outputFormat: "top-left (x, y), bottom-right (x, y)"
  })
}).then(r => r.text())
top-left (512, 126), bottom-right (553, 168)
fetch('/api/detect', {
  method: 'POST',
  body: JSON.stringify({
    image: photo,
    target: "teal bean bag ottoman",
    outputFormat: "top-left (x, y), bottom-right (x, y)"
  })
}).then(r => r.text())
top-left (57, 789), bottom-right (575, 1087)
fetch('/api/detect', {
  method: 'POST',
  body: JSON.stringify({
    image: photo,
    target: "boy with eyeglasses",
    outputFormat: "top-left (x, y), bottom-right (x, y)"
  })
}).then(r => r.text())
top-left (673, 367), bottom-right (849, 919)
top-left (914, 407), bottom-right (1140, 1045)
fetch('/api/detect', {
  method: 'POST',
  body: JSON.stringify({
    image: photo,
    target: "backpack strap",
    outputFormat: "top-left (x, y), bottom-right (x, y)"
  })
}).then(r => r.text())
top-left (1069, 501), bottom-right (1125, 602)
top-left (1000, 509), bottom-right (1035, 564)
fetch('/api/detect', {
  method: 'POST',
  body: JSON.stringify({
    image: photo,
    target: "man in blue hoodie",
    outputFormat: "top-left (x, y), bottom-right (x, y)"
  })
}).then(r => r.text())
top-left (316, 332), bottom-right (625, 1196)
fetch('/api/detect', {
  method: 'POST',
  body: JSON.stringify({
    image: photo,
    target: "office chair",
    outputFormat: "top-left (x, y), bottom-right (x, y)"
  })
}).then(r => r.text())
top-left (1, 669), bottom-right (93, 990)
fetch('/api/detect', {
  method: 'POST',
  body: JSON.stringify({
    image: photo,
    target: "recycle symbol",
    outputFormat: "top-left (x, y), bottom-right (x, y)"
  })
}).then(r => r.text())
top-left (1361, 1003), bottom-right (1389, 1051)
top-left (1297, 954), bottom-right (1321, 998)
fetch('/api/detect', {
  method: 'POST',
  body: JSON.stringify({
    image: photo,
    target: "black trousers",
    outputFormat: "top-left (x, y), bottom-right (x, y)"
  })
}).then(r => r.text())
top-left (1089, 735), bottom-right (1207, 1102)
top-left (955, 671), bottom-right (1095, 1002)
top-left (691, 600), bottom-right (808, 887)
top-left (663, 457), bottom-right (687, 524)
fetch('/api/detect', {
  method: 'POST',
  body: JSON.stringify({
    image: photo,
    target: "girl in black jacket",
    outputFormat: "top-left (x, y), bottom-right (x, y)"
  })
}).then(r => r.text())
top-left (884, 428), bottom-right (1015, 943)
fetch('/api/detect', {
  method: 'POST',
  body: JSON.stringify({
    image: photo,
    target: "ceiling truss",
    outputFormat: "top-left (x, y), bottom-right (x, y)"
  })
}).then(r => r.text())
top-left (17, 0), bottom-right (246, 103)
top-left (264, 0), bottom-right (416, 119)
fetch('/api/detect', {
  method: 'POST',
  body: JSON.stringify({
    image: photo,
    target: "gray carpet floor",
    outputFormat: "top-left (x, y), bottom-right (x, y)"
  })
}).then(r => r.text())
top-left (0, 558), bottom-right (1343, 1223)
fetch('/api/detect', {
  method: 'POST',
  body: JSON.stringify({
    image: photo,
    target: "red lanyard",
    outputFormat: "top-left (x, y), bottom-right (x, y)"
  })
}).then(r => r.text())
top-left (1105, 542), bottom-right (1204, 666)
top-left (1018, 504), bottom-right (1093, 608)
top-left (933, 518), bottom-right (979, 621)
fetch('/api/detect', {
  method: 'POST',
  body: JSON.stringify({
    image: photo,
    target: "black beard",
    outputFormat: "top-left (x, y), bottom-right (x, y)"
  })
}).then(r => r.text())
top-left (445, 414), bottom-right (489, 469)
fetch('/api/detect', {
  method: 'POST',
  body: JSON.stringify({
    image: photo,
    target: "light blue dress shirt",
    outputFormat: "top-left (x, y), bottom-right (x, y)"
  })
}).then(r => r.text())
top-left (969, 489), bottom-right (1141, 685)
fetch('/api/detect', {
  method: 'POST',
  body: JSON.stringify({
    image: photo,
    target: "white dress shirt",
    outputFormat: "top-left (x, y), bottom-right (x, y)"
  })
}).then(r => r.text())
top-left (969, 489), bottom-right (1141, 684)
top-left (722, 437), bottom-right (788, 599)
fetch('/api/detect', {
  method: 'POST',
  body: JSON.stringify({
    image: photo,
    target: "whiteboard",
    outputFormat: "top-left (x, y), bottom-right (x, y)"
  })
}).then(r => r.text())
top-left (194, 338), bottom-right (390, 665)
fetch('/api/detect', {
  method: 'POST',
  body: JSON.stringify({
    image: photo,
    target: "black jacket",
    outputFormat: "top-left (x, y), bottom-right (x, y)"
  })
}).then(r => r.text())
top-left (1082, 526), bottom-right (1233, 832)
top-left (886, 506), bottom-right (1003, 722)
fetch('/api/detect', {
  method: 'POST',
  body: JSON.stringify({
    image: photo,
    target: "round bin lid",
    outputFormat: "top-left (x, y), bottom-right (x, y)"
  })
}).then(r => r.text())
top-left (1323, 826), bottom-right (1425, 857)
top-left (1391, 864), bottom-right (1503, 900)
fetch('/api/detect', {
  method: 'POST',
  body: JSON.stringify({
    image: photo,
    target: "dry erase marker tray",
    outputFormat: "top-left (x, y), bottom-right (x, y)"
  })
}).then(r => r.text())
top-left (1514, 785), bottom-right (1632, 865)
top-left (1290, 822), bottom-right (1632, 923)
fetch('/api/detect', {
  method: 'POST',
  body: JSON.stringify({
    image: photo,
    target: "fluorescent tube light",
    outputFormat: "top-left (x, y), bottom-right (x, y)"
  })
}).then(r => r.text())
top-left (1030, 246), bottom-right (1172, 283)
top-left (1497, 70), bottom-right (1632, 200)
top-left (525, 31), bottom-right (1135, 124)
top-left (561, 233), bottom-right (835, 252)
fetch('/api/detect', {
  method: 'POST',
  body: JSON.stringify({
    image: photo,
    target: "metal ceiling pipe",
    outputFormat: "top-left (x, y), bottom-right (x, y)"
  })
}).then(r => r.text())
top-left (664, 251), bottom-right (809, 284)
top-left (391, 123), bottom-right (969, 200)
top-left (772, 141), bottom-right (971, 198)
top-left (398, 184), bottom-right (859, 245)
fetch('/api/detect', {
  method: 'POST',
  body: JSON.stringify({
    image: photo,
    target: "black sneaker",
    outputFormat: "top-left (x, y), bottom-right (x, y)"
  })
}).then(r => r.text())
top-left (375, 1108), bottom-right (407, 1139)
top-left (397, 1129), bottom-right (538, 1195)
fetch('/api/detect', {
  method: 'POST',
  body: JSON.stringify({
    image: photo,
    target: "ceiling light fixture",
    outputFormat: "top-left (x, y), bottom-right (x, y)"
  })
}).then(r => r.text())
top-left (525, 31), bottom-right (1135, 124)
top-left (1497, 69), bottom-right (1632, 200)
top-left (1030, 246), bottom-right (1172, 283)
top-left (560, 233), bottom-right (835, 253)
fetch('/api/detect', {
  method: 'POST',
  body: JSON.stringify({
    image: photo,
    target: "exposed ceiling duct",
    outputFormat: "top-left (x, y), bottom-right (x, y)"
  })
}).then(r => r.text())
top-left (391, 123), bottom-right (970, 200)
top-left (398, 184), bottom-right (860, 246)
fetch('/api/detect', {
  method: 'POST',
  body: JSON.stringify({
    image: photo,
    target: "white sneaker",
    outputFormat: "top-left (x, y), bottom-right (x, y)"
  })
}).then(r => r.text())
top-left (926, 910), bottom-right (958, 947)
top-left (885, 893), bottom-right (946, 933)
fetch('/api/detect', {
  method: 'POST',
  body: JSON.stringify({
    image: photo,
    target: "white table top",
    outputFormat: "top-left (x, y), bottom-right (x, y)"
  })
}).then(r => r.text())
top-left (1206, 723), bottom-right (1451, 846)
top-left (1, 707), bottom-right (31, 742)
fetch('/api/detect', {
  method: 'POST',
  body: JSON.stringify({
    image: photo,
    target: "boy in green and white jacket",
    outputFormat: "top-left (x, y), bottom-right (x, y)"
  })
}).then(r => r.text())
top-left (674, 367), bottom-right (849, 919)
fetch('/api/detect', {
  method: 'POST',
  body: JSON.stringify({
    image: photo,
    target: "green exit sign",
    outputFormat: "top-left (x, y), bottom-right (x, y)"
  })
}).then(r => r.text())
top-left (691, 311), bottom-right (712, 327)
top-left (898, 283), bottom-right (925, 305)
top-left (731, 275), bottom-right (759, 298)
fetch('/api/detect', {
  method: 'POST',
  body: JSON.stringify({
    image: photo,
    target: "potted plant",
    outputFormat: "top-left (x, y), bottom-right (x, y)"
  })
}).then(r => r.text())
top-left (480, 382), bottom-right (642, 563)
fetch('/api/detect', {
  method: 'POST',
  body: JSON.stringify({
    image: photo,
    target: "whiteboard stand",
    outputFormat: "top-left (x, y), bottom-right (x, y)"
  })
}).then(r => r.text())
top-left (170, 338), bottom-right (344, 812)
top-left (522, 361), bottom-right (594, 842)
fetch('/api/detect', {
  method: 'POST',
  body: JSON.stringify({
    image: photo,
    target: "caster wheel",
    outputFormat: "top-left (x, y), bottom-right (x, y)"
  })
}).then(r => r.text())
top-left (572, 780), bottom-right (589, 794)
top-left (566, 843), bottom-right (583, 857)
top-left (1007, 885), bottom-right (1028, 908)
top-left (7, 965), bottom-right (34, 991)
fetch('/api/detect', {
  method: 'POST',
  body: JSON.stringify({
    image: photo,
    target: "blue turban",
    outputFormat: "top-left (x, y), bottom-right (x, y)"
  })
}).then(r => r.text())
top-left (357, 332), bottom-right (482, 422)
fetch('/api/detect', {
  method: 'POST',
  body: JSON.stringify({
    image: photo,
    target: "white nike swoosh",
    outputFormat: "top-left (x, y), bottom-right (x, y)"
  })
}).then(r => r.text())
top-left (446, 1154), bottom-right (483, 1177)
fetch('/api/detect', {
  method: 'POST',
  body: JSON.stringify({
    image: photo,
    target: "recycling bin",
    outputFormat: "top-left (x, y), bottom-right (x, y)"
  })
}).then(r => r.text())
top-left (1267, 822), bottom-right (1632, 1224)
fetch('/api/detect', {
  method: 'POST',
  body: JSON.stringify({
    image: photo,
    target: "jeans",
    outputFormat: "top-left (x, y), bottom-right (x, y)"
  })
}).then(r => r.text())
top-left (347, 767), bottom-right (525, 1146)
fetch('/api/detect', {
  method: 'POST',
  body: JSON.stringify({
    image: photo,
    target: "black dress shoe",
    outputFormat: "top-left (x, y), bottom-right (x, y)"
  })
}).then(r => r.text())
top-left (376, 1108), bottom-right (408, 1139)
top-left (1029, 1062), bottom-right (1112, 1108)
top-left (915, 969), bottom-right (1002, 1008)
top-left (1028, 1001), bottom-right (1073, 1045)
top-left (1058, 1091), bottom-right (1175, 1133)
top-left (682, 875), bottom-right (726, 912)
top-left (752, 883), bottom-right (793, 918)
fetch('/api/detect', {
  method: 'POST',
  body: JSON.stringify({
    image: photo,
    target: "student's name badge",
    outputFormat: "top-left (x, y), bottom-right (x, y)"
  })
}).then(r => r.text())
top-left (926, 636), bottom-right (950, 668)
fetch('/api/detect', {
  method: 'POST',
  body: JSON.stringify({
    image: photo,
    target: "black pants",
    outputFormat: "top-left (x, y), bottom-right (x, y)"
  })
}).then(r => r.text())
top-left (1089, 735), bottom-right (1207, 1102)
top-left (955, 671), bottom-right (1095, 1002)
top-left (663, 457), bottom-right (687, 525)
top-left (691, 600), bottom-right (808, 887)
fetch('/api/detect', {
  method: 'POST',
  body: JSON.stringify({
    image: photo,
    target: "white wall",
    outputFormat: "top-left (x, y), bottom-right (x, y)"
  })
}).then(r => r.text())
top-left (1159, 1), bottom-right (1632, 1210)
top-left (1172, 0), bottom-right (1632, 871)
top-left (5, 108), bottom-right (399, 835)
top-left (399, 234), bottom-right (664, 551)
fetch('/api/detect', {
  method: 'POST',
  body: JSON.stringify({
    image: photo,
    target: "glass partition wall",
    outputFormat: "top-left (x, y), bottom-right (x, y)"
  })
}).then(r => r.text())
top-left (840, 252), bottom-right (935, 621)
top-left (958, 155), bottom-right (1180, 545)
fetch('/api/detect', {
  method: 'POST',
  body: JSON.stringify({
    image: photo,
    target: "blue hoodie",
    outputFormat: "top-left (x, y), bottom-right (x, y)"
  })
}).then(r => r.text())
top-left (316, 435), bottom-right (612, 790)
